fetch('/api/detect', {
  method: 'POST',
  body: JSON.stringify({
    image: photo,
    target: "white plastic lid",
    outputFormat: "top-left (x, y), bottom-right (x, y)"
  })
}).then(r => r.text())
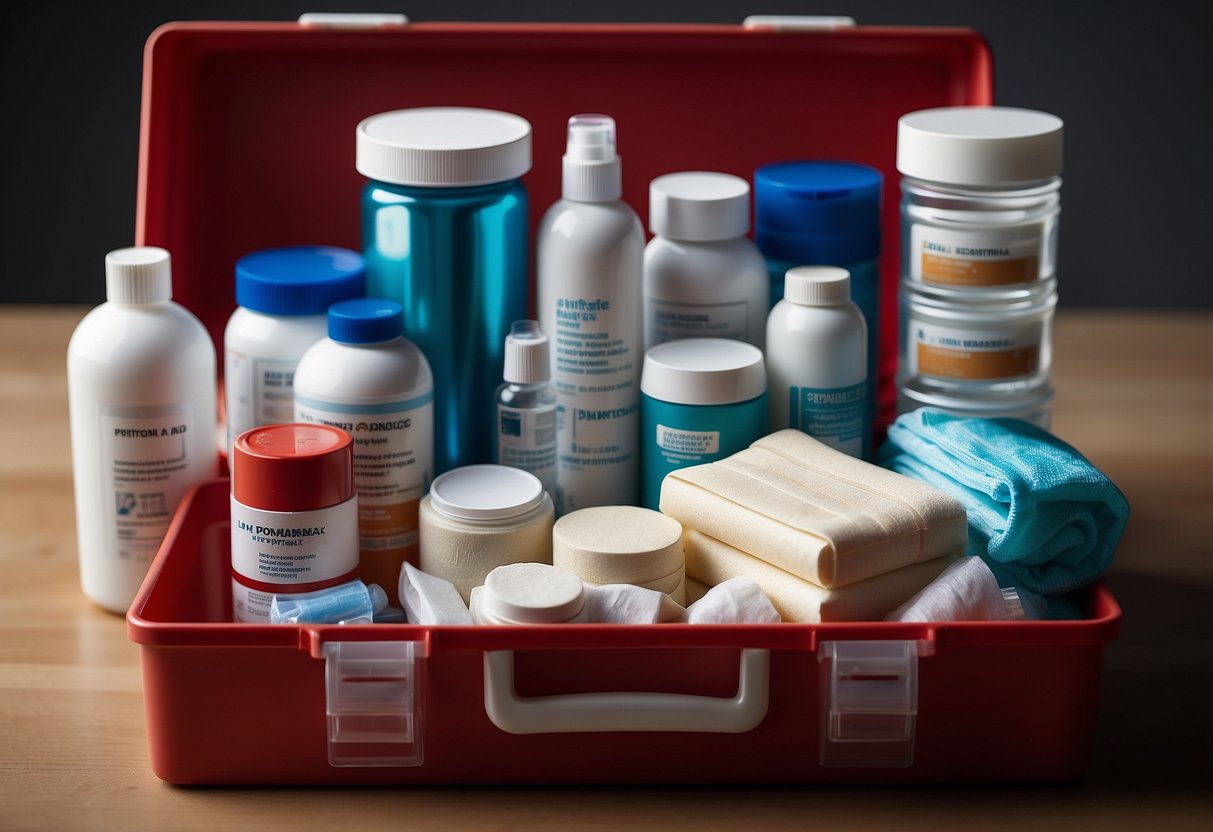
top-left (562, 114), bottom-right (622, 202)
top-left (105, 246), bottom-right (172, 304)
top-left (641, 338), bottom-right (766, 406)
top-left (649, 172), bottom-right (751, 241)
top-left (897, 107), bottom-right (1064, 187)
top-left (483, 562), bottom-right (586, 624)
top-left (785, 266), bottom-right (852, 306)
top-left (503, 320), bottom-right (550, 384)
top-left (428, 464), bottom-right (546, 521)
top-left (356, 107), bottom-right (532, 187)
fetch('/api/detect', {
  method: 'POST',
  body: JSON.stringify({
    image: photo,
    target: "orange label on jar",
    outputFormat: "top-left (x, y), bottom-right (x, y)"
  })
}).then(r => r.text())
top-left (359, 498), bottom-right (420, 550)
top-left (921, 253), bottom-right (1040, 287)
top-left (917, 343), bottom-right (1040, 380)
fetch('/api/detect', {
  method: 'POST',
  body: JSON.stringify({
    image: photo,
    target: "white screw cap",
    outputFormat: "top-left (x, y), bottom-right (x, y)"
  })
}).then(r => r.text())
top-left (562, 114), bottom-right (622, 202)
top-left (105, 246), bottom-right (172, 305)
top-left (649, 172), bottom-right (751, 242)
top-left (897, 106), bottom-right (1063, 187)
top-left (784, 266), bottom-right (852, 306)
top-left (641, 338), bottom-right (766, 406)
top-left (503, 320), bottom-right (550, 384)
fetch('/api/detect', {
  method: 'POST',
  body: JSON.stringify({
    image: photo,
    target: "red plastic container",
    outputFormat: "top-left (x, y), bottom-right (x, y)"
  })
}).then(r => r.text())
top-left (126, 19), bottom-right (1120, 785)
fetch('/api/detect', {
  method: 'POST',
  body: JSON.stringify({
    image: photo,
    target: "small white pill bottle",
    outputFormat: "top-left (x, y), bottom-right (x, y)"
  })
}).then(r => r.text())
top-left (230, 423), bottom-right (360, 622)
top-left (223, 246), bottom-right (365, 454)
top-left (68, 247), bottom-right (218, 613)
top-left (897, 106), bottom-right (1063, 299)
top-left (766, 266), bottom-right (869, 459)
top-left (293, 299), bottom-right (434, 603)
top-left (644, 172), bottom-right (769, 351)
top-left (494, 320), bottom-right (558, 499)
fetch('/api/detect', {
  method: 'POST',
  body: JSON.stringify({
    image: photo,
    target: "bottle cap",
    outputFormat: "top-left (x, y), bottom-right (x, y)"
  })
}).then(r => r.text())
top-left (641, 338), bottom-right (766, 406)
top-left (484, 563), bottom-right (586, 624)
top-left (428, 464), bottom-right (547, 522)
top-left (897, 107), bottom-right (1064, 187)
top-left (784, 266), bottom-right (852, 306)
top-left (562, 114), bottom-right (622, 202)
top-left (649, 172), bottom-right (750, 241)
top-left (105, 247), bottom-right (172, 305)
top-left (356, 107), bottom-right (532, 187)
top-left (232, 424), bottom-right (355, 512)
top-left (327, 298), bottom-right (403, 344)
top-left (235, 247), bottom-right (365, 316)
top-left (502, 320), bottom-right (550, 384)
top-left (754, 161), bottom-right (882, 265)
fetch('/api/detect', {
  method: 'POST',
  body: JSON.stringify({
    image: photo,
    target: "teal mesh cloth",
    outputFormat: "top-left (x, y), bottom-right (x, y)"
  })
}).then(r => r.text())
top-left (879, 409), bottom-right (1129, 595)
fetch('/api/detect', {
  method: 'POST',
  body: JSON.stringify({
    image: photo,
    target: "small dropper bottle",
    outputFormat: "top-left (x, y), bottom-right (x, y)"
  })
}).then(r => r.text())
top-left (494, 321), bottom-right (558, 502)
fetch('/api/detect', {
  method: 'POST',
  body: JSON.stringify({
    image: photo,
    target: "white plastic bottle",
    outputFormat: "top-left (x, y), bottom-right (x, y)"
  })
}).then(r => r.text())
top-left (537, 114), bottom-right (645, 512)
top-left (293, 298), bottom-right (434, 603)
top-left (644, 172), bottom-right (769, 350)
top-left (67, 247), bottom-right (218, 612)
top-left (766, 266), bottom-right (870, 459)
top-left (495, 320), bottom-right (558, 497)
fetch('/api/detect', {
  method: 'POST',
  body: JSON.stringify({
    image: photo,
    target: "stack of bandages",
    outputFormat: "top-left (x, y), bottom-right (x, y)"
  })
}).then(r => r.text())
top-left (662, 429), bottom-right (968, 622)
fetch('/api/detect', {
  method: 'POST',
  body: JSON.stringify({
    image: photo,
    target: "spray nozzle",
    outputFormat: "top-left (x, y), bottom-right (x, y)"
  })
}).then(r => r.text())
top-left (565, 114), bottom-right (617, 163)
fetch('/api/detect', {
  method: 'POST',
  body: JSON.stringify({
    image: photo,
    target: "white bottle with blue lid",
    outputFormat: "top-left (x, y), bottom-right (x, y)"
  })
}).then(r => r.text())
top-left (640, 338), bottom-right (768, 509)
top-left (766, 266), bottom-right (869, 459)
top-left (224, 246), bottom-right (365, 453)
top-left (293, 298), bottom-right (434, 601)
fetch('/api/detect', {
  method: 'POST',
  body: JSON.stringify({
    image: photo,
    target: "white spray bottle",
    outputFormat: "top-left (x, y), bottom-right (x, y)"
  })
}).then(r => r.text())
top-left (537, 114), bottom-right (645, 512)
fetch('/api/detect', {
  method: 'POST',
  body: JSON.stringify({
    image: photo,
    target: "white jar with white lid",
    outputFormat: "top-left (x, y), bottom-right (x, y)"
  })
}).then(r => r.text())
top-left (644, 172), bottom-right (769, 350)
top-left (474, 563), bottom-right (589, 625)
top-left (898, 107), bottom-right (1063, 299)
top-left (418, 464), bottom-right (555, 603)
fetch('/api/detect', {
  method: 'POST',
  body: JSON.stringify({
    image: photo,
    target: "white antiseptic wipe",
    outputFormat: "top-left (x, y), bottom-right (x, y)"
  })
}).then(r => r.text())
top-left (583, 583), bottom-right (685, 624)
top-left (399, 562), bottom-right (474, 626)
top-left (889, 556), bottom-right (1027, 622)
top-left (684, 577), bottom-right (781, 624)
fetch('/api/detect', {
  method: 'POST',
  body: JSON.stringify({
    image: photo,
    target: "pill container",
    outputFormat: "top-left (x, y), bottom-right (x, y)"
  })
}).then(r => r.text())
top-left (418, 464), bottom-right (555, 603)
top-left (223, 246), bottom-right (365, 453)
top-left (229, 424), bottom-right (359, 623)
top-left (900, 281), bottom-right (1057, 390)
top-left (897, 378), bottom-right (1055, 429)
top-left (898, 107), bottom-right (1063, 299)
top-left (640, 338), bottom-right (767, 509)
top-left (475, 563), bottom-right (589, 625)
top-left (358, 107), bottom-right (532, 474)
top-left (553, 506), bottom-right (686, 604)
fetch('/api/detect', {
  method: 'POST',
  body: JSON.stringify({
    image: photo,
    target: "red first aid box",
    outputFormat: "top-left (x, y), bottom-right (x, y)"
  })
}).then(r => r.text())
top-left (126, 17), bottom-right (1120, 785)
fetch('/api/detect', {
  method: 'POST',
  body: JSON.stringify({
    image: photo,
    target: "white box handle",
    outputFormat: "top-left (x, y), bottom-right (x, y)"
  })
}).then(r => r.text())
top-left (483, 648), bottom-right (770, 735)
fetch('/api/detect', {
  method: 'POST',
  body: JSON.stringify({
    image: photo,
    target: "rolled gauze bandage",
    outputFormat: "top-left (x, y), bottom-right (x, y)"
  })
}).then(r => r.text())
top-left (553, 505), bottom-right (685, 587)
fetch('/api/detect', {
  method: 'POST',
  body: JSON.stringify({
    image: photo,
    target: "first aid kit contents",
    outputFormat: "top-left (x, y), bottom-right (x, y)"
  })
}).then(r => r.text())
top-left (268, 579), bottom-right (388, 625)
top-left (293, 298), bottom-right (434, 604)
top-left (418, 464), bottom-right (555, 603)
top-left (68, 247), bottom-right (218, 613)
top-left (640, 338), bottom-right (769, 509)
top-left (766, 266), bottom-right (870, 459)
top-left (643, 171), bottom-right (768, 351)
top-left (889, 556), bottom-right (1027, 623)
top-left (494, 320), bottom-right (558, 498)
top-left (552, 505), bottom-right (687, 604)
top-left (229, 423), bottom-right (359, 622)
top-left (897, 375), bottom-right (1055, 429)
top-left (358, 107), bottom-right (532, 475)
top-left (223, 246), bottom-right (365, 454)
top-left (471, 562), bottom-right (590, 625)
top-left (537, 114), bottom-right (646, 514)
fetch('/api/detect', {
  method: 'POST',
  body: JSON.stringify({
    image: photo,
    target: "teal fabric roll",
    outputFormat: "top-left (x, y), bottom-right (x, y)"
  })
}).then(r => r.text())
top-left (879, 409), bottom-right (1129, 595)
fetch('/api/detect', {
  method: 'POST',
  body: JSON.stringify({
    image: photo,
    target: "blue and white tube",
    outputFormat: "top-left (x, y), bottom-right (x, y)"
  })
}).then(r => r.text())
top-left (269, 580), bottom-right (388, 625)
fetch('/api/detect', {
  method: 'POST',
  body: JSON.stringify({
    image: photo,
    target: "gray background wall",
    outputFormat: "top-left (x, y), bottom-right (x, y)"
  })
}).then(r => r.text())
top-left (2, 0), bottom-right (1209, 307)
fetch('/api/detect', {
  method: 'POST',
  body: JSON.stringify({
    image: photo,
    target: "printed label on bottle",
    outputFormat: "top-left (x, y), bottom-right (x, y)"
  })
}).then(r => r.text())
top-left (910, 224), bottom-right (1043, 287)
top-left (655, 424), bottom-right (720, 461)
top-left (100, 403), bottom-right (197, 568)
top-left (910, 321), bottom-right (1042, 381)
top-left (647, 298), bottom-right (750, 346)
top-left (226, 349), bottom-right (298, 445)
top-left (497, 404), bottom-right (557, 492)
top-left (551, 295), bottom-right (640, 510)
top-left (295, 393), bottom-right (433, 555)
top-left (789, 382), bottom-right (868, 458)
top-left (230, 497), bottom-right (359, 585)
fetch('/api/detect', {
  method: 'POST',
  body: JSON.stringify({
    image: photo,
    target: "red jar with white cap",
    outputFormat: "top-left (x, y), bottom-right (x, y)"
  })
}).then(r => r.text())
top-left (230, 423), bottom-right (360, 622)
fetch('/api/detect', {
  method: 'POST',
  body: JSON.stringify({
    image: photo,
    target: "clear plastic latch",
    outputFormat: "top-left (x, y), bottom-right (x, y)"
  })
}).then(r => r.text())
top-left (819, 640), bottom-right (924, 767)
top-left (324, 640), bottom-right (425, 767)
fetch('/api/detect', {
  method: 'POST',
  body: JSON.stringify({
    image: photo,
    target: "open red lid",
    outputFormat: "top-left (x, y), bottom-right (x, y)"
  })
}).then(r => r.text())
top-left (232, 424), bottom-right (355, 511)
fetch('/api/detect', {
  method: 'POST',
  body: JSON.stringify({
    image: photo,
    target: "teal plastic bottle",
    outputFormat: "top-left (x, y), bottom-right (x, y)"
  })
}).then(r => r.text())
top-left (358, 107), bottom-right (532, 474)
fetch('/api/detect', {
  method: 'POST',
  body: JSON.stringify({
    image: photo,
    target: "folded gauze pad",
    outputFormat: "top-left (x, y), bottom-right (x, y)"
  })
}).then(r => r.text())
top-left (553, 506), bottom-right (684, 585)
top-left (684, 529), bottom-right (955, 622)
top-left (660, 429), bottom-right (966, 588)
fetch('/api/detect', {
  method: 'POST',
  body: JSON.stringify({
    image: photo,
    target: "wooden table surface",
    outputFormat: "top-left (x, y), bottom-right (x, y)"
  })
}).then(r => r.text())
top-left (2, 306), bottom-right (1210, 830)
